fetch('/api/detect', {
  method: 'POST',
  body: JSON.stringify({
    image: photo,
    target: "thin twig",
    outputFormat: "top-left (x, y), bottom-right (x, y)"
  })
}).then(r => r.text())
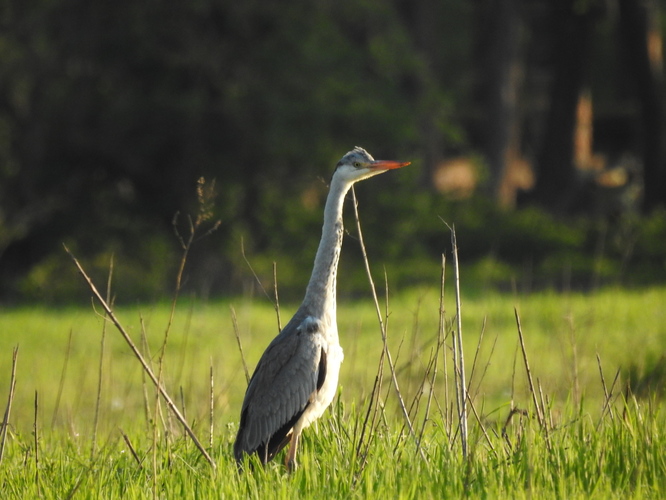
top-left (501, 406), bottom-right (529, 450)
top-left (466, 316), bottom-right (487, 395)
top-left (139, 317), bottom-right (153, 432)
top-left (417, 345), bottom-right (439, 449)
top-left (230, 306), bottom-right (250, 385)
top-left (514, 308), bottom-right (551, 450)
top-left (179, 386), bottom-right (187, 423)
top-left (120, 429), bottom-right (143, 469)
top-left (514, 308), bottom-right (543, 426)
top-left (34, 390), bottom-right (40, 495)
top-left (438, 254), bottom-right (451, 436)
top-left (596, 353), bottom-right (610, 409)
top-left (449, 223), bottom-right (468, 459)
top-left (92, 255), bottom-right (114, 458)
top-left (537, 378), bottom-right (552, 434)
top-left (0, 346), bottom-right (19, 464)
top-left (597, 354), bottom-right (621, 430)
top-left (273, 262), bottom-right (282, 331)
top-left (52, 329), bottom-right (73, 429)
top-left (466, 392), bottom-right (497, 459)
top-left (350, 187), bottom-right (425, 462)
top-left (209, 360), bottom-right (214, 450)
top-left (355, 272), bottom-right (390, 474)
top-left (240, 238), bottom-right (278, 322)
top-left (63, 245), bottom-right (216, 470)
top-left (470, 331), bottom-right (499, 403)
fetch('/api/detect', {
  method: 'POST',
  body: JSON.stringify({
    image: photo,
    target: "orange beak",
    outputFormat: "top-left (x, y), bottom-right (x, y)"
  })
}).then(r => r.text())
top-left (368, 160), bottom-right (411, 170)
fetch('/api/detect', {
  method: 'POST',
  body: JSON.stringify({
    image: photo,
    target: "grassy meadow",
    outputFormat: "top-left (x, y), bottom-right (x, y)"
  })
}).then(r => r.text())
top-left (1, 282), bottom-right (665, 498)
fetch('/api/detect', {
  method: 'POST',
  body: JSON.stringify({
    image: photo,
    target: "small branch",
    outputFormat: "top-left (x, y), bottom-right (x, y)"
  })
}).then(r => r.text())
top-left (63, 245), bottom-right (216, 470)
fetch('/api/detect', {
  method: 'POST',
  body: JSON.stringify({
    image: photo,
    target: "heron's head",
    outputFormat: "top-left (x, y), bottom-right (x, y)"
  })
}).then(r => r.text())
top-left (334, 146), bottom-right (410, 183)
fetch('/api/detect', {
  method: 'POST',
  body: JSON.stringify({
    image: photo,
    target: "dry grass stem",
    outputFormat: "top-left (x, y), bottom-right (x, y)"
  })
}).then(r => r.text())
top-left (209, 361), bottom-right (214, 450)
top-left (514, 308), bottom-right (552, 450)
top-left (501, 406), bottom-right (529, 449)
top-left (514, 308), bottom-right (543, 424)
top-left (438, 253), bottom-right (452, 436)
top-left (449, 223), bottom-right (468, 459)
top-left (34, 390), bottom-right (40, 495)
top-left (139, 318), bottom-right (153, 431)
top-left (91, 255), bottom-right (114, 458)
top-left (351, 187), bottom-right (425, 462)
top-left (355, 272), bottom-right (390, 475)
top-left (240, 238), bottom-right (279, 331)
top-left (179, 386), bottom-right (187, 422)
top-left (63, 245), bottom-right (216, 470)
top-left (597, 354), bottom-right (621, 429)
top-left (0, 345), bottom-right (19, 465)
top-left (470, 331), bottom-right (499, 403)
top-left (273, 262), bottom-right (282, 331)
top-left (230, 306), bottom-right (250, 385)
top-left (120, 429), bottom-right (143, 469)
top-left (417, 345), bottom-right (441, 449)
top-left (466, 317), bottom-right (486, 394)
top-left (51, 329), bottom-right (73, 429)
top-left (466, 392), bottom-right (497, 458)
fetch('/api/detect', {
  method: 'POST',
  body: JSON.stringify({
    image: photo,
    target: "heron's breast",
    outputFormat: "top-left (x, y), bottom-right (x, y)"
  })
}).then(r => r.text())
top-left (295, 342), bottom-right (343, 431)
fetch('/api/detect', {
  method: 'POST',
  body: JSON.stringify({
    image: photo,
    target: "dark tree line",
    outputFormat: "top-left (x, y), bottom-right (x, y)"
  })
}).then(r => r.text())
top-left (0, 0), bottom-right (664, 301)
top-left (474, 0), bottom-right (666, 212)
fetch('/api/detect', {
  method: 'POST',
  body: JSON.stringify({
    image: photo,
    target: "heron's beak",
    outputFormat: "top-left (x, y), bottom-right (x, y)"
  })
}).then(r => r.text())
top-left (368, 160), bottom-right (411, 171)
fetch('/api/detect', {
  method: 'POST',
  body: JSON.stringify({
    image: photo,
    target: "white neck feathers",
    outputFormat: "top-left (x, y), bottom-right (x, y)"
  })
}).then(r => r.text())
top-left (302, 172), bottom-right (354, 320)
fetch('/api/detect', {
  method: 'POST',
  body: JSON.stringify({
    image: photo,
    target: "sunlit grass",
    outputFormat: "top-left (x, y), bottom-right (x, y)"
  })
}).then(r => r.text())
top-left (1, 285), bottom-right (665, 497)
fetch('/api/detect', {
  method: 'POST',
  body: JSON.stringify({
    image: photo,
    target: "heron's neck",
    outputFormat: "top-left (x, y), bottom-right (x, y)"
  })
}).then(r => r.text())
top-left (302, 174), bottom-right (352, 322)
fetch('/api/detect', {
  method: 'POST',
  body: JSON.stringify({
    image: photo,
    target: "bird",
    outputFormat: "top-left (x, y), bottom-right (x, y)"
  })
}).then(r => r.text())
top-left (234, 146), bottom-right (410, 470)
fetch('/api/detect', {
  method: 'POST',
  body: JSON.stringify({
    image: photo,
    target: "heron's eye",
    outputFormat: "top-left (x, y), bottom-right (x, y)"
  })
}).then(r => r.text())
top-left (353, 162), bottom-right (361, 168)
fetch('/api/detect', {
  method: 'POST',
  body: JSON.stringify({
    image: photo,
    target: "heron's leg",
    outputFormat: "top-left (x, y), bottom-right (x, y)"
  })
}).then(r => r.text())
top-left (285, 429), bottom-right (301, 472)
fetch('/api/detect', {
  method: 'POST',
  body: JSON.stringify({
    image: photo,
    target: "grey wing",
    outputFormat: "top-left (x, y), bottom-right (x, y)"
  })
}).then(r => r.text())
top-left (234, 317), bottom-right (326, 462)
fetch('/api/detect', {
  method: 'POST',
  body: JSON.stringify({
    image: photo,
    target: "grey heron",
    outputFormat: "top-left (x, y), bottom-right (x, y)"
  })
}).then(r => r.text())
top-left (233, 146), bottom-right (410, 470)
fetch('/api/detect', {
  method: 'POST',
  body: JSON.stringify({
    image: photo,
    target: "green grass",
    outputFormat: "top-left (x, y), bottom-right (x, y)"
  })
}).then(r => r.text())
top-left (1, 285), bottom-right (666, 498)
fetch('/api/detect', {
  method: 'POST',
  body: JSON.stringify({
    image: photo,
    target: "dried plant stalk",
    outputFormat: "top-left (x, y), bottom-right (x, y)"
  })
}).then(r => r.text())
top-left (64, 245), bottom-right (216, 470)
top-left (0, 346), bottom-right (19, 464)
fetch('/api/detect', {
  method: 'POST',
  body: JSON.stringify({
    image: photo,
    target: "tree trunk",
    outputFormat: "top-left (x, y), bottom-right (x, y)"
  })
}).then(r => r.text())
top-left (532, 2), bottom-right (597, 212)
top-left (618, 0), bottom-right (666, 212)
top-left (412, 0), bottom-right (443, 190)
top-left (475, 0), bottom-right (524, 205)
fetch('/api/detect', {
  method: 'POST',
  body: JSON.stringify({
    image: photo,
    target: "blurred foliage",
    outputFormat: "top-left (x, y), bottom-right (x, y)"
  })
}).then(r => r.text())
top-left (0, 0), bottom-right (665, 303)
